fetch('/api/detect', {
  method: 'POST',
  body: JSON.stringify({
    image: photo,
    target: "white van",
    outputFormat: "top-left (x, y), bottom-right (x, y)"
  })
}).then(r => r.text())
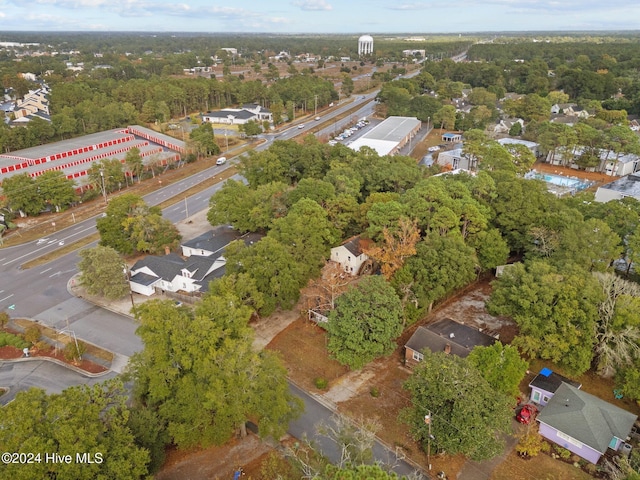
top-left (216, 156), bottom-right (227, 165)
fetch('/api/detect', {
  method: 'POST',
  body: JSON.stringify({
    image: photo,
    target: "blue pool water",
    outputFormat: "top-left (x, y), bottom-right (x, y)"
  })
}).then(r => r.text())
top-left (530, 172), bottom-right (592, 191)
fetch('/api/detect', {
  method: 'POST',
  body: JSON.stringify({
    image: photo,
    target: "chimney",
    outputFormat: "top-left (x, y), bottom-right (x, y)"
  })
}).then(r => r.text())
top-left (444, 344), bottom-right (451, 354)
top-left (164, 245), bottom-right (170, 255)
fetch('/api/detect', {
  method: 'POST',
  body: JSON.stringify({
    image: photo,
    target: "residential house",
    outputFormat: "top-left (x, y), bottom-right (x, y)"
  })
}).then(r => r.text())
top-left (404, 318), bottom-right (497, 366)
top-left (129, 253), bottom-right (225, 296)
top-left (595, 174), bottom-right (640, 203)
top-left (12, 86), bottom-right (50, 123)
top-left (547, 147), bottom-right (640, 176)
top-left (493, 118), bottom-right (524, 135)
top-left (537, 382), bottom-right (637, 464)
top-left (181, 225), bottom-right (244, 258)
top-left (497, 137), bottom-right (540, 157)
top-left (436, 147), bottom-right (476, 171)
top-left (202, 103), bottom-right (272, 126)
top-left (529, 368), bottom-right (582, 407)
top-left (330, 236), bottom-right (371, 276)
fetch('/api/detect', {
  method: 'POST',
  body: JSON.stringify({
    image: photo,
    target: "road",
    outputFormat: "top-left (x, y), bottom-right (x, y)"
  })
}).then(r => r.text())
top-left (288, 382), bottom-right (427, 478)
top-left (0, 91), bottom-right (430, 476)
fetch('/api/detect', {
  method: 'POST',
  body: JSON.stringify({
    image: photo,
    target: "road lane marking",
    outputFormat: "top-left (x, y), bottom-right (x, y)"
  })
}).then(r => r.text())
top-left (0, 294), bottom-right (14, 303)
top-left (40, 268), bottom-right (52, 274)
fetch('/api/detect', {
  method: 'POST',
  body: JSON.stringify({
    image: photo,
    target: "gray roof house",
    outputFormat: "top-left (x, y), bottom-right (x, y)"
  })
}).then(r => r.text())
top-left (595, 174), bottom-right (640, 203)
top-left (537, 382), bottom-right (637, 464)
top-left (529, 367), bottom-right (582, 406)
top-left (405, 318), bottom-right (497, 365)
top-left (202, 104), bottom-right (272, 126)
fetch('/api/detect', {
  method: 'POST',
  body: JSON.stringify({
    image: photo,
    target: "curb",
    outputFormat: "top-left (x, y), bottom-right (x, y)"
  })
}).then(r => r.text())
top-left (0, 356), bottom-right (111, 378)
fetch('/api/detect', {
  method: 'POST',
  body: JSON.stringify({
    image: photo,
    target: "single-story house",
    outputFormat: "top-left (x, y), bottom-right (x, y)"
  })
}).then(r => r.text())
top-left (404, 318), bottom-right (497, 366)
top-left (537, 382), bottom-right (637, 464)
top-left (181, 225), bottom-right (260, 258)
top-left (436, 147), bottom-right (476, 171)
top-left (595, 174), bottom-right (640, 203)
top-left (330, 236), bottom-right (372, 276)
top-left (202, 104), bottom-right (272, 126)
top-left (441, 132), bottom-right (462, 143)
top-left (529, 367), bottom-right (582, 407)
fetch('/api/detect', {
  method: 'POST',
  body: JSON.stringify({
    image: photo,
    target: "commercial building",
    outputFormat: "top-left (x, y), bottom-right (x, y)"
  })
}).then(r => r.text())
top-left (347, 116), bottom-right (421, 156)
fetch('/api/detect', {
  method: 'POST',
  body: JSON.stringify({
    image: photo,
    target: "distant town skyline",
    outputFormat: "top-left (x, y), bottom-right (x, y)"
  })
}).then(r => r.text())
top-left (0, 0), bottom-right (639, 33)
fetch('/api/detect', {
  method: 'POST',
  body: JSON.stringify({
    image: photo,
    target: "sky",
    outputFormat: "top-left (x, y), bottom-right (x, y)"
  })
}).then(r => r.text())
top-left (0, 0), bottom-right (639, 33)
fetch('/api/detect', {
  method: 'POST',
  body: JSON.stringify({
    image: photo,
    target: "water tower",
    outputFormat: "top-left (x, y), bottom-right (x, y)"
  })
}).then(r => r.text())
top-left (358, 35), bottom-right (374, 56)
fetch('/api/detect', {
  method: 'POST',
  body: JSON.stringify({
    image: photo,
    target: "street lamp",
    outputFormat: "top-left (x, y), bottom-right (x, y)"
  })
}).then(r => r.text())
top-left (424, 411), bottom-right (434, 470)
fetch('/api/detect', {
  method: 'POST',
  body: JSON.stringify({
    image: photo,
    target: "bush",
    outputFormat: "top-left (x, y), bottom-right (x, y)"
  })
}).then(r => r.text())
top-left (0, 311), bottom-right (9, 329)
top-left (24, 325), bottom-right (41, 345)
top-left (370, 386), bottom-right (380, 397)
top-left (555, 446), bottom-right (572, 460)
top-left (516, 431), bottom-right (545, 458)
top-left (63, 341), bottom-right (87, 363)
top-left (0, 331), bottom-right (28, 349)
top-left (314, 377), bottom-right (328, 390)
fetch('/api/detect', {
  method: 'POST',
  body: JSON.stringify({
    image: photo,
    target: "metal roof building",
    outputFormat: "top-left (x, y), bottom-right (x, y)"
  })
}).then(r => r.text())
top-left (348, 116), bottom-right (421, 157)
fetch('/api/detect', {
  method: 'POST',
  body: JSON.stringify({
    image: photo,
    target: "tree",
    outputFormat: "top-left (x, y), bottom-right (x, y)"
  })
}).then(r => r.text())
top-left (402, 350), bottom-right (513, 461)
top-left (78, 246), bottom-right (129, 299)
top-left (0, 379), bottom-right (150, 480)
top-left (1, 173), bottom-right (44, 216)
top-left (239, 119), bottom-right (262, 137)
top-left (363, 217), bottom-right (420, 280)
top-left (433, 105), bottom-right (456, 130)
top-left (467, 343), bottom-right (528, 396)
top-left (96, 193), bottom-right (181, 255)
top-left (130, 295), bottom-right (301, 450)
top-left (125, 146), bottom-right (143, 183)
top-left (488, 260), bottom-right (603, 375)
top-left (189, 122), bottom-right (220, 157)
top-left (593, 272), bottom-right (640, 377)
top-left (326, 276), bottom-right (403, 370)
top-left (35, 170), bottom-right (77, 212)
top-left (224, 236), bottom-right (306, 316)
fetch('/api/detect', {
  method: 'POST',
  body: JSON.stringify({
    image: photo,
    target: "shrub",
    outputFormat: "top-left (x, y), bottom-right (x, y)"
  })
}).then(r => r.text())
top-left (516, 431), bottom-right (545, 458)
top-left (370, 386), bottom-right (380, 397)
top-left (63, 341), bottom-right (87, 363)
top-left (314, 377), bottom-right (328, 390)
top-left (555, 446), bottom-right (572, 460)
top-left (0, 331), bottom-right (28, 349)
top-left (24, 325), bottom-right (41, 345)
top-left (0, 311), bottom-right (9, 329)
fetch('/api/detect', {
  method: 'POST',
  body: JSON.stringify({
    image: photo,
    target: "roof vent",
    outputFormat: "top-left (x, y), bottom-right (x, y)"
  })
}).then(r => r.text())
top-left (449, 333), bottom-right (455, 339)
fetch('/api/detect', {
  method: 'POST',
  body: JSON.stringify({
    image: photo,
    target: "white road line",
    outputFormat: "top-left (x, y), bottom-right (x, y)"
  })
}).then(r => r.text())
top-left (0, 294), bottom-right (14, 303)
top-left (40, 268), bottom-right (52, 274)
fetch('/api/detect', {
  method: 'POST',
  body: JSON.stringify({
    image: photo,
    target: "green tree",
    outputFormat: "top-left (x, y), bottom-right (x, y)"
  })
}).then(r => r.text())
top-left (467, 343), bottom-right (528, 396)
top-left (433, 104), bottom-right (456, 130)
top-left (402, 350), bottom-right (513, 461)
top-left (189, 122), bottom-right (220, 157)
top-left (488, 260), bottom-right (603, 375)
top-left (130, 296), bottom-right (301, 449)
top-left (78, 245), bottom-right (129, 299)
top-left (123, 211), bottom-right (182, 255)
top-left (224, 236), bottom-right (306, 316)
top-left (239, 119), bottom-right (262, 137)
top-left (1, 173), bottom-right (44, 216)
top-left (35, 170), bottom-right (77, 212)
top-left (0, 379), bottom-right (149, 480)
top-left (326, 276), bottom-right (403, 370)
top-left (125, 146), bottom-right (143, 183)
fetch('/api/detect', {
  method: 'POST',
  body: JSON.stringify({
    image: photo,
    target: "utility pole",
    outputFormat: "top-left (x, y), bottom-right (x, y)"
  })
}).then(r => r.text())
top-left (425, 411), bottom-right (432, 471)
top-left (99, 170), bottom-right (107, 205)
top-left (314, 94), bottom-right (318, 116)
top-left (184, 197), bottom-right (189, 220)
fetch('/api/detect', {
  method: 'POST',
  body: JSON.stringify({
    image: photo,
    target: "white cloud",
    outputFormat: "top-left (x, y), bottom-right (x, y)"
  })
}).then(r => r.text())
top-left (293, 0), bottom-right (332, 11)
top-left (386, 2), bottom-right (429, 10)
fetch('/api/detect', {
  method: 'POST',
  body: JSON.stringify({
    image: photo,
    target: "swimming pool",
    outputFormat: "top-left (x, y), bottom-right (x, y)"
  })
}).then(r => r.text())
top-left (526, 171), bottom-right (592, 191)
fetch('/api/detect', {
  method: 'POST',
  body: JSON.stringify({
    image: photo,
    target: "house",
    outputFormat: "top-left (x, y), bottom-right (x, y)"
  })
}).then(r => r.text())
top-left (129, 253), bottom-right (225, 296)
top-left (404, 318), bottom-right (497, 366)
top-left (493, 118), bottom-right (524, 135)
top-left (180, 225), bottom-right (243, 258)
top-left (330, 236), bottom-right (371, 276)
top-left (529, 368), bottom-right (582, 407)
top-left (537, 382), bottom-right (637, 464)
top-left (441, 132), bottom-right (462, 143)
top-left (436, 147), bottom-right (476, 171)
top-left (497, 137), bottom-right (539, 157)
top-left (202, 104), bottom-right (272, 126)
top-left (595, 174), bottom-right (640, 203)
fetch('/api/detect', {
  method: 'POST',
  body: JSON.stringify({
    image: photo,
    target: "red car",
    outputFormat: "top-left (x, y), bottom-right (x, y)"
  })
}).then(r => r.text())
top-left (516, 404), bottom-right (538, 424)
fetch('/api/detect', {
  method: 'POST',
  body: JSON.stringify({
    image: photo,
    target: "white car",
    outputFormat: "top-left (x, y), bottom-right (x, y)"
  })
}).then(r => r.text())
top-left (216, 156), bottom-right (227, 165)
top-left (298, 124), bottom-right (305, 129)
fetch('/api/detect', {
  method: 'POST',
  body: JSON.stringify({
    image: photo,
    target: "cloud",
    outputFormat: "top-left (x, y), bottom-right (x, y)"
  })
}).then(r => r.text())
top-left (293, 0), bottom-right (332, 11)
top-left (386, 2), bottom-right (429, 10)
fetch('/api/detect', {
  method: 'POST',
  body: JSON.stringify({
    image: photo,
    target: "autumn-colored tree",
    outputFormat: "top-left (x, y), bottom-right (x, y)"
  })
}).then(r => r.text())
top-left (362, 218), bottom-right (420, 280)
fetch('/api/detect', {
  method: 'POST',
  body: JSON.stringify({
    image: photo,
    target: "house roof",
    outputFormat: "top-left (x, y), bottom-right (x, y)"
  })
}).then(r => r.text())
top-left (537, 382), bottom-right (637, 454)
top-left (339, 236), bottom-right (372, 257)
top-left (131, 253), bottom-right (185, 281)
top-left (182, 225), bottom-right (243, 255)
top-left (204, 109), bottom-right (256, 120)
top-left (405, 318), bottom-right (497, 358)
top-left (129, 271), bottom-right (161, 287)
top-left (529, 368), bottom-right (581, 394)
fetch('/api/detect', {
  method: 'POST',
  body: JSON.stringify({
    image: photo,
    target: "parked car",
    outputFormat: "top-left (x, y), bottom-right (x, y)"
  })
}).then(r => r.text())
top-left (516, 404), bottom-right (538, 424)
